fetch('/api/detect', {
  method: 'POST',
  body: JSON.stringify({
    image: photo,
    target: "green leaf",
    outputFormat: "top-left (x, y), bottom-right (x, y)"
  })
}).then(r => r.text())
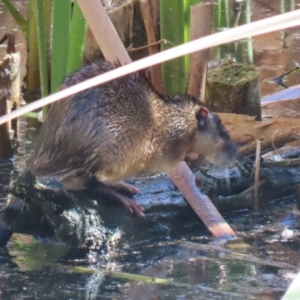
top-left (2, 0), bottom-right (27, 37)
top-left (51, 0), bottom-right (72, 93)
top-left (66, 0), bottom-right (87, 74)
top-left (160, 0), bottom-right (186, 94)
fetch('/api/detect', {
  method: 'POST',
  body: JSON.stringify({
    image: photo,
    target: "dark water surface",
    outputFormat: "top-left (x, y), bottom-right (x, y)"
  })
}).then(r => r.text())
top-left (1, 1), bottom-right (300, 299)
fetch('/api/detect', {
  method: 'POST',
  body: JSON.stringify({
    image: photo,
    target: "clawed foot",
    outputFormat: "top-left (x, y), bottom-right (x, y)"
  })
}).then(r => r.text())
top-left (112, 181), bottom-right (140, 194)
top-left (91, 182), bottom-right (144, 217)
top-left (114, 193), bottom-right (145, 217)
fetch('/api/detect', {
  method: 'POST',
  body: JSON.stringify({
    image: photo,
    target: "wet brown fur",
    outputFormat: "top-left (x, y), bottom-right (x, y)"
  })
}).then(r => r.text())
top-left (28, 61), bottom-right (235, 192)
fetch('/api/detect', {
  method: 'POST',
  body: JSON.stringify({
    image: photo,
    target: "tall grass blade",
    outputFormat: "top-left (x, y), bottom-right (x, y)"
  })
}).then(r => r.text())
top-left (51, 0), bottom-right (71, 93)
top-left (183, 0), bottom-right (200, 74)
top-left (34, 0), bottom-right (50, 119)
top-left (34, 0), bottom-right (49, 98)
top-left (2, 0), bottom-right (27, 37)
top-left (66, 1), bottom-right (87, 74)
top-left (42, 0), bottom-right (53, 68)
top-left (160, 0), bottom-right (185, 94)
top-left (26, 0), bottom-right (40, 90)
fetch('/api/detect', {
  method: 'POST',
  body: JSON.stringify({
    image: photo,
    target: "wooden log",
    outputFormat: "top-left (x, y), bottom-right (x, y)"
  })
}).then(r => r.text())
top-left (0, 170), bottom-right (116, 251)
top-left (206, 61), bottom-right (262, 120)
top-left (2, 156), bottom-right (300, 252)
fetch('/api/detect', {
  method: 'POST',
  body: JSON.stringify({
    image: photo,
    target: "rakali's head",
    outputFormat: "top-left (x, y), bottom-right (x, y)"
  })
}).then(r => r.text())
top-left (186, 106), bottom-right (236, 165)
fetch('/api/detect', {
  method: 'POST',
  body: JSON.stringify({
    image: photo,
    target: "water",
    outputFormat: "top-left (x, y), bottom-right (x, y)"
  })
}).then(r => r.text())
top-left (1, 0), bottom-right (300, 299)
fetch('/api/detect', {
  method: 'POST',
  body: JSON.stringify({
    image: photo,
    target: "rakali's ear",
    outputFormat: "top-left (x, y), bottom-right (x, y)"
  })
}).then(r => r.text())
top-left (196, 106), bottom-right (209, 127)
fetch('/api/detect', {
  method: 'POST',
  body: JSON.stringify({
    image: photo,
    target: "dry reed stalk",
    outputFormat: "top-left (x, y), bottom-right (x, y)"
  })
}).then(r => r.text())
top-left (262, 159), bottom-right (300, 168)
top-left (139, 0), bottom-right (164, 93)
top-left (239, 130), bottom-right (300, 156)
top-left (187, 2), bottom-right (213, 100)
top-left (77, 0), bottom-right (131, 65)
top-left (168, 162), bottom-right (236, 239)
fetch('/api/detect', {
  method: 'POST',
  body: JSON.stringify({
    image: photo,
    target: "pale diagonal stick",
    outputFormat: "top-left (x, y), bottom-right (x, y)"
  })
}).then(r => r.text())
top-left (169, 162), bottom-right (236, 239)
top-left (77, 0), bottom-right (131, 65)
top-left (183, 2), bottom-right (236, 238)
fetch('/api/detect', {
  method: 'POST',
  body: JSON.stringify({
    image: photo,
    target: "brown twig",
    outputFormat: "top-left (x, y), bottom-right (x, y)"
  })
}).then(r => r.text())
top-left (6, 33), bottom-right (15, 54)
top-left (254, 140), bottom-right (261, 210)
top-left (239, 130), bottom-right (300, 156)
top-left (262, 158), bottom-right (300, 167)
top-left (127, 39), bottom-right (169, 52)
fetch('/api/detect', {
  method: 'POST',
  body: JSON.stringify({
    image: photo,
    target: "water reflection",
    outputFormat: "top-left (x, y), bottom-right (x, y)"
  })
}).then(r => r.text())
top-left (213, 0), bottom-right (300, 97)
